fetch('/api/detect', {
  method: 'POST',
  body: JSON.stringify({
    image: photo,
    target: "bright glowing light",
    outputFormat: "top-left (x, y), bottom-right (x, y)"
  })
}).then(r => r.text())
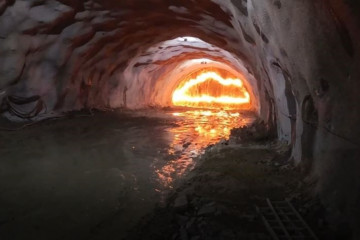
top-left (157, 109), bottom-right (255, 187)
top-left (172, 71), bottom-right (250, 109)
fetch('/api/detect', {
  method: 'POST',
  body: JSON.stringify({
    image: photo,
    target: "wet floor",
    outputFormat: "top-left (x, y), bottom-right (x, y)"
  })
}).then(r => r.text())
top-left (0, 108), bottom-right (255, 240)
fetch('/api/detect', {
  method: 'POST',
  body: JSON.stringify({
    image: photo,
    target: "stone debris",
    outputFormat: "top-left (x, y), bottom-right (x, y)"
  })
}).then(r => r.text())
top-left (230, 119), bottom-right (271, 143)
top-left (197, 203), bottom-right (217, 216)
top-left (126, 141), bottom-right (323, 240)
top-left (174, 194), bottom-right (188, 211)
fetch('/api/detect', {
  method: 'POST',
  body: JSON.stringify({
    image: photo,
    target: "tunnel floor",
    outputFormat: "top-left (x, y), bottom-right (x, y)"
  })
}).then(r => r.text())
top-left (0, 110), bottom-right (330, 240)
top-left (127, 142), bottom-right (304, 240)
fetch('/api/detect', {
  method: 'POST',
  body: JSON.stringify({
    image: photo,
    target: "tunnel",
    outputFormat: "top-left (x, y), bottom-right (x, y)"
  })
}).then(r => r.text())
top-left (0, 0), bottom-right (359, 239)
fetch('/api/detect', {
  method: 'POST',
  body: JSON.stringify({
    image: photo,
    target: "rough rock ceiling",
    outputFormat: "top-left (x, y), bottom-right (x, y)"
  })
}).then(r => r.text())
top-left (0, 0), bottom-right (360, 237)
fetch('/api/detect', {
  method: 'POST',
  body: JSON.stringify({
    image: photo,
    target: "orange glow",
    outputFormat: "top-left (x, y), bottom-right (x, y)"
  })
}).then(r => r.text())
top-left (172, 71), bottom-right (251, 109)
top-left (155, 109), bottom-right (255, 188)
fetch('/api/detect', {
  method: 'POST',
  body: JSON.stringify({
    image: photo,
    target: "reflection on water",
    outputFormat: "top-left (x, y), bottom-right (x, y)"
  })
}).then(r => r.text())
top-left (155, 109), bottom-right (255, 188)
top-left (0, 108), bottom-right (255, 238)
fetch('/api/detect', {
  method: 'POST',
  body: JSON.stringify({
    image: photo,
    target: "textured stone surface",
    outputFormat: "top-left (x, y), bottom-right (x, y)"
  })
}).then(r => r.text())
top-left (0, 0), bottom-right (359, 238)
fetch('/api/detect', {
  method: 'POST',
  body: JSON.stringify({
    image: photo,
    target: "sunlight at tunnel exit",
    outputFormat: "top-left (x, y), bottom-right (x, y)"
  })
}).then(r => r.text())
top-left (172, 70), bottom-right (251, 109)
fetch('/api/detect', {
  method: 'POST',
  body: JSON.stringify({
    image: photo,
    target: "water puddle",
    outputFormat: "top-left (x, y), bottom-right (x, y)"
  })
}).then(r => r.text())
top-left (0, 108), bottom-right (255, 238)
top-left (150, 109), bottom-right (255, 189)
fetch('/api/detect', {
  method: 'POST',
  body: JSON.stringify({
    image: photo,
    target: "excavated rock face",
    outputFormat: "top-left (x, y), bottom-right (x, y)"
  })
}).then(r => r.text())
top-left (0, 0), bottom-right (360, 237)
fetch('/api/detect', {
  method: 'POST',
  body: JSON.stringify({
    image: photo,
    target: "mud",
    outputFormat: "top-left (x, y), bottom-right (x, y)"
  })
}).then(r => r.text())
top-left (125, 140), bottom-right (340, 240)
top-left (0, 109), bottom-right (253, 240)
top-left (0, 110), bottom-right (339, 240)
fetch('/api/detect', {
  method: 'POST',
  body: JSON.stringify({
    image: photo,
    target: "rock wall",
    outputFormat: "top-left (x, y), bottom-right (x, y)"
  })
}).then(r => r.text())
top-left (0, 0), bottom-right (359, 238)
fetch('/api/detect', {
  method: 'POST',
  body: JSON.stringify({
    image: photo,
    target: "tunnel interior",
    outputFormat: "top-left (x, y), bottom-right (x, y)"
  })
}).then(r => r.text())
top-left (0, 0), bottom-right (360, 239)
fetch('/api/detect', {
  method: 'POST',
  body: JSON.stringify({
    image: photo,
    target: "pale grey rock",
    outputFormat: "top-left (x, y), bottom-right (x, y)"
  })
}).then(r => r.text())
top-left (29, 0), bottom-right (73, 23)
top-left (0, 51), bottom-right (25, 88)
top-left (0, 1), bottom-right (31, 36)
top-left (75, 11), bottom-right (93, 21)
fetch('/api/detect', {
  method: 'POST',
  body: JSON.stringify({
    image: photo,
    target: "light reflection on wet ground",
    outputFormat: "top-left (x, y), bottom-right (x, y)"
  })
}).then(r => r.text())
top-left (0, 109), bottom-right (255, 239)
top-left (154, 109), bottom-right (255, 188)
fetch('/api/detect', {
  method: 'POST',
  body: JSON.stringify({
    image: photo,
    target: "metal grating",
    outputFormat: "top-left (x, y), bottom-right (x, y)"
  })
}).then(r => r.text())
top-left (256, 198), bottom-right (319, 240)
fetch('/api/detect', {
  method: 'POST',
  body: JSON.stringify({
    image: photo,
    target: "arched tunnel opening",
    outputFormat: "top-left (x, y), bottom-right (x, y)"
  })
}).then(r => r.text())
top-left (171, 68), bottom-right (252, 109)
top-left (0, 1), bottom-right (360, 240)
